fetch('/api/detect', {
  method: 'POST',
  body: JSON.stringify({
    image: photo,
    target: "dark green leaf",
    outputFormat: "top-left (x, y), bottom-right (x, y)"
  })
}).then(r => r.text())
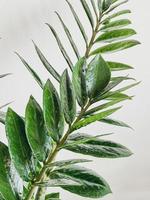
top-left (86, 55), bottom-right (111, 98)
top-left (33, 42), bottom-right (60, 82)
top-left (80, 0), bottom-right (94, 28)
top-left (15, 53), bottom-right (43, 88)
top-left (100, 19), bottom-right (131, 32)
top-left (55, 12), bottom-right (80, 59)
top-left (91, 40), bottom-right (140, 55)
top-left (60, 69), bottom-right (76, 124)
top-left (95, 29), bottom-right (136, 43)
top-left (46, 24), bottom-right (73, 71)
top-left (25, 96), bottom-right (50, 162)
top-left (108, 61), bottom-right (133, 71)
top-left (72, 107), bottom-right (121, 131)
top-left (105, 0), bottom-right (129, 15)
top-left (103, 9), bottom-right (131, 23)
top-left (5, 108), bottom-right (33, 181)
top-left (43, 80), bottom-right (64, 142)
top-left (102, 0), bottom-right (112, 11)
top-left (72, 58), bottom-right (88, 107)
top-left (45, 193), bottom-right (60, 200)
top-left (100, 118), bottom-right (132, 129)
top-left (65, 0), bottom-right (88, 46)
top-left (52, 165), bottom-right (111, 198)
top-left (65, 133), bottom-right (132, 158)
top-left (0, 142), bottom-right (17, 200)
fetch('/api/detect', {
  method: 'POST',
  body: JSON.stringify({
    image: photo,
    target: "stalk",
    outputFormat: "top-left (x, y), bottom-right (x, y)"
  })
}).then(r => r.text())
top-left (26, 12), bottom-right (103, 200)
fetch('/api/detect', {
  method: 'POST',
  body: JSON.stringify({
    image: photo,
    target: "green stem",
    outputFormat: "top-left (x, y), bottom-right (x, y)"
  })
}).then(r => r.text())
top-left (26, 11), bottom-right (103, 200)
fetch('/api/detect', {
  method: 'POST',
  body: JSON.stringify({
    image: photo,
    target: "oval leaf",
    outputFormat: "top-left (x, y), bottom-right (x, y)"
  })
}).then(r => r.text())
top-left (43, 80), bottom-right (64, 142)
top-left (5, 108), bottom-right (32, 181)
top-left (52, 165), bottom-right (111, 198)
top-left (0, 142), bottom-right (17, 200)
top-left (60, 69), bottom-right (76, 124)
top-left (95, 29), bottom-right (136, 43)
top-left (72, 58), bottom-right (88, 107)
top-left (65, 133), bottom-right (132, 158)
top-left (25, 96), bottom-right (50, 162)
top-left (86, 54), bottom-right (111, 98)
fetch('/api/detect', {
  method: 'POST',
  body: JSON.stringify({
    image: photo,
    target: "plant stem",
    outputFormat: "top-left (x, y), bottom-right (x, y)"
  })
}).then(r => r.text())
top-left (26, 12), bottom-right (103, 200)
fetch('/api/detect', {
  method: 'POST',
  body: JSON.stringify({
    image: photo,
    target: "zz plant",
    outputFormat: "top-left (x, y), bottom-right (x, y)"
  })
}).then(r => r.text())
top-left (0, 0), bottom-right (140, 200)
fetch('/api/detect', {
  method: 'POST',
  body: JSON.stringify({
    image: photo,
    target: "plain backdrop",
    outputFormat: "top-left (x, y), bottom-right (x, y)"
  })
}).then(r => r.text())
top-left (0, 0), bottom-right (149, 200)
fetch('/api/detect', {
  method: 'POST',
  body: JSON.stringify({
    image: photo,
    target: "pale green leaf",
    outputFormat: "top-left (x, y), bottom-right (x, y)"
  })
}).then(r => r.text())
top-left (108, 61), bottom-right (133, 71)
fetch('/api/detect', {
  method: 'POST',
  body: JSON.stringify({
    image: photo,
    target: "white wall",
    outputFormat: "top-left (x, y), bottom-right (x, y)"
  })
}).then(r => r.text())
top-left (0, 0), bottom-right (149, 200)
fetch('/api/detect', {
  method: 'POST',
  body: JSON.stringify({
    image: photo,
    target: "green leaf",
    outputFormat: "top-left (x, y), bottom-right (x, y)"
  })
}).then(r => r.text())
top-left (80, 0), bottom-right (94, 28)
top-left (43, 80), bottom-right (64, 142)
top-left (60, 69), bottom-right (76, 124)
top-left (103, 9), bottom-right (131, 23)
top-left (65, 133), bottom-right (132, 158)
top-left (100, 117), bottom-right (132, 129)
top-left (65, 0), bottom-right (88, 46)
top-left (86, 55), bottom-right (111, 98)
top-left (91, 40), bottom-right (140, 55)
top-left (108, 61), bottom-right (133, 71)
top-left (90, 0), bottom-right (98, 18)
top-left (95, 29), bottom-right (136, 43)
top-left (72, 107), bottom-right (121, 131)
top-left (0, 142), bottom-right (17, 200)
top-left (115, 81), bottom-right (141, 93)
top-left (102, 0), bottom-right (112, 11)
top-left (72, 58), bottom-right (88, 107)
top-left (15, 53), bottom-right (43, 88)
top-left (97, 0), bottom-right (102, 11)
top-left (84, 98), bottom-right (129, 116)
top-left (25, 96), bottom-right (50, 162)
top-left (47, 159), bottom-right (91, 169)
top-left (52, 165), bottom-right (111, 198)
top-left (104, 92), bottom-right (132, 100)
top-left (100, 19), bottom-right (131, 32)
top-left (55, 12), bottom-right (80, 59)
top-left (5, 108), bottom-right (33, 181)
top-left (46, 24), bottom-right (73, 71)
top-left (0, 111), bottom-right (6, 125)
top-left (33, 42), bottom-right (61, 82)
top-left (45, 193), bottom-right (60, 200)
top-left (105, 0), bottom-right (129, 15)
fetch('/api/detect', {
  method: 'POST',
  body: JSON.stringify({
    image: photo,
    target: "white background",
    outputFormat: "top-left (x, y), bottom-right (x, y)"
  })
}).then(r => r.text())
top-left (0, 0), bottom-right (149, 200)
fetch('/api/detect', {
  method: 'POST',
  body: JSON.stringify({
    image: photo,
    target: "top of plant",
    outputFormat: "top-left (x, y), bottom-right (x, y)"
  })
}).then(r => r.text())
top-left (0, 0), bottom-right (140, 200)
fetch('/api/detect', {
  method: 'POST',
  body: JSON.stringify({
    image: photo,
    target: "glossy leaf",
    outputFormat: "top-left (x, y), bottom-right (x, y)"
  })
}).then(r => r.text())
top-left (100, 118), bottom-right (132, 129)
top-left (91, 40), bottom-right (140, 55)
top-left (16, 53), bottom-right (43, 88)
top-left (95, 29), bottom-right (136, 43)
top-left (5, 108), bottom-right (33, 181)
top-left (108, 61), bottom-right (133, 71)
top-left (65, 133), bottom-right (132, 158)
top-left (72, 58), bottom-right (88, 107)
top-left (0, 142), bottom-right (17, 200)
top-left (55, 12), bottom-right (80, 59)
top-left (100, 19), bottom-right (131, 32)
top-left (46, 24), bottom-right (73, 71)
top-left (43, 80), bottom-right (64, 142)
top-left (65, 0), bottom-right (88, 46)
top-left (60, 69), bottom-right (76, 124)
top-left (47, 159), bottom-right (91, 169)
top-left (86, 55), bottom-right (111, 98)
top-left (25, 96), bottom-right (50, 162)
top-left (33, 42), bottom-right (60, 82)
top-left (72, 107), bottom-right (121, 131)
top-left (103, 9), bottom-right (131, 23)
top-left (52, 165), bottom-right (111, 198)
top-left (80, 0), bottom-right (94, 28)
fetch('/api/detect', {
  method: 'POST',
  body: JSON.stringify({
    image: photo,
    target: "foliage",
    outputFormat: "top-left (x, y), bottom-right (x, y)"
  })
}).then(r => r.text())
top-left (0, 0), bottom-right (140, 200)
